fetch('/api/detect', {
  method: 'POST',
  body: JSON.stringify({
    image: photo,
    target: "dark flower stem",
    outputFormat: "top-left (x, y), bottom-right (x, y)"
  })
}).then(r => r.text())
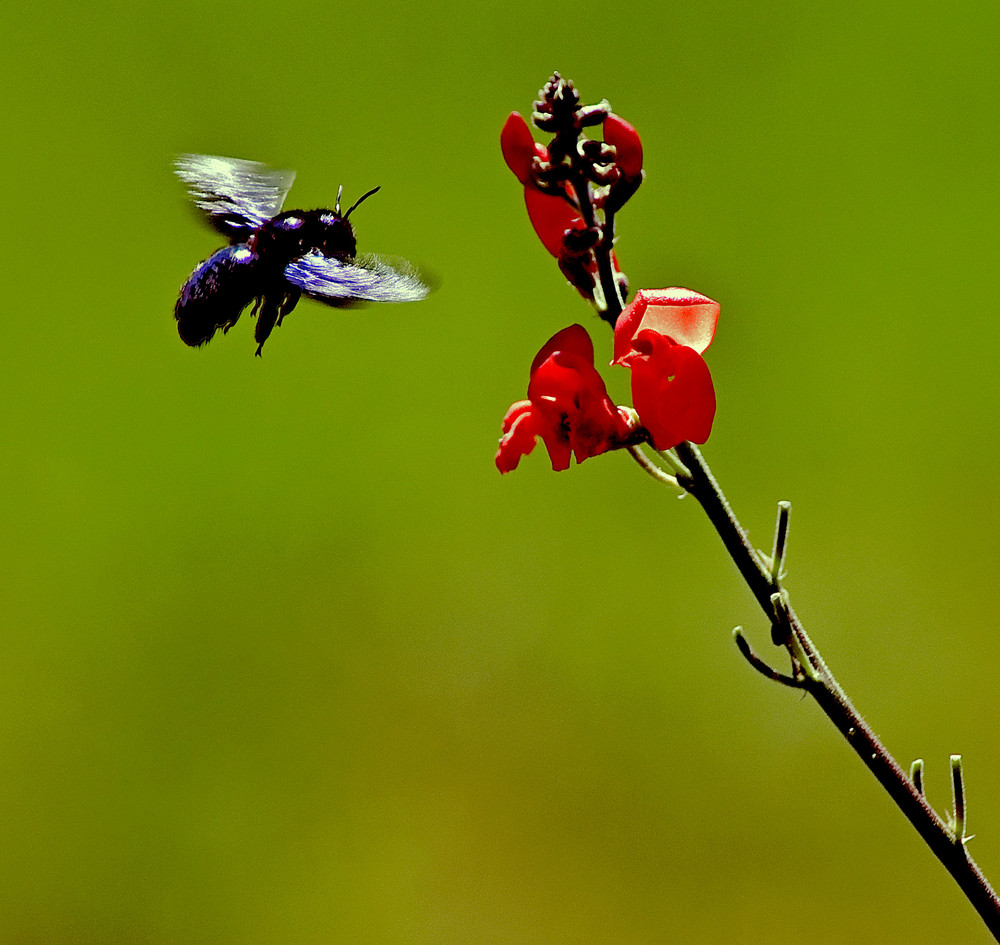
top-left (670, 439), bottom-right (1000, 940)
top-left (594, 213), bottom-right (624, 321)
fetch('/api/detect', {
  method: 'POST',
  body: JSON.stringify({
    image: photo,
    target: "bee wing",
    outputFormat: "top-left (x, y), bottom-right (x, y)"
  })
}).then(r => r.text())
top-left (175, 153), bottom-right (296, 239)
top-left (284, 253), bottom-right (431, 305)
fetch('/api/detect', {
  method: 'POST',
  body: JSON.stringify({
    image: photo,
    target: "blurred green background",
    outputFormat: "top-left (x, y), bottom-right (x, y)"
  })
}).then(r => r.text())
top-left (1, 0), bottom-right (998, 941)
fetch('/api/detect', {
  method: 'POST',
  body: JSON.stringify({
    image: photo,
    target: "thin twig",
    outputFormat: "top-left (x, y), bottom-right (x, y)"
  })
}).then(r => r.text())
top-left (733, 628), bottom-right (805, 689)
top-left (770, 500), bottom-right (791, 584)
top-left (626, 445), bottom-right (680, 489)
top-left (952, 755), bottom-right (968, 845)
top-left (657, 448), bottom-right (692, 480)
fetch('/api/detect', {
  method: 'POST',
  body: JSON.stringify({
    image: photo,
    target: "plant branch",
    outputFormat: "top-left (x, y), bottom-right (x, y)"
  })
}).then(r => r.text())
top-left (626, 445), bottom-right (679, 489)
top-left (732, 627), bottom-right (804, 689)
top-left (672, 439), bottom-right (1000, 940)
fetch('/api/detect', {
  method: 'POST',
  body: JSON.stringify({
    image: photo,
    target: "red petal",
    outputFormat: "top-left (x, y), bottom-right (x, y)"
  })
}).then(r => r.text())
top-left (527, 353), bottom-right (595, 414)
top-left (500, 399), bottom-right (533, 433)
top-left (627, 332), bottom-right (716, 449)
top-left (501, 112), bottom-right (545, 185)
top-left (496, 406), bottom-right (542, 473)
top-left (603, 114), bottom-right (643, 178)
top-left (529, 324), bottom-right (594, 376)
top-left (613, 288), bottom-right (719, 362)
top-left (524, 185), bottom-right (586, 258)
top-left (539, 430), bottom-right (573, 472)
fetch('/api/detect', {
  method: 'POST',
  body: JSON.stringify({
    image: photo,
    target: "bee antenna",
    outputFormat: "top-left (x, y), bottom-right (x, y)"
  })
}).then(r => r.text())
top-left (343, 185), bottom-right (381, 220)
top-left (335, 184), bottom-right (344, 216)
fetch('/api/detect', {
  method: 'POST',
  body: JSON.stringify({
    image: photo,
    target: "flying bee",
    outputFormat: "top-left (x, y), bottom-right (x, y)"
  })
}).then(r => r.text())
top-left (174, 153), bottom-right (430, 355)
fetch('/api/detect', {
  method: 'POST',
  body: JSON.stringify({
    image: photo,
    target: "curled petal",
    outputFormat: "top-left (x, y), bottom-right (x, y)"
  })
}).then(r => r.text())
top-left (496, 394), bottom-right (574, 473)
top-left (603, 113), bottom-right (643, 178)
top-left (500, 399), bottom-right (534, 436)
top-left (501, 112), bottom-right (547, 185)
top-left (621, 331), bottom-right (716, 449)
top-left (501, 114), bottom-right (587, 263)
top-left (613, 287), bottom-right (720, 362)
top-left (496, 402), bottom-right (550, 472)
top-left (524, 185), bottom-right (587, 258)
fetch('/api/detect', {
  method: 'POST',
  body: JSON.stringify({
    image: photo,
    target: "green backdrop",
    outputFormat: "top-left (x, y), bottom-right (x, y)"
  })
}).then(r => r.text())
top-left (2, 0), bottom-right (998, 941)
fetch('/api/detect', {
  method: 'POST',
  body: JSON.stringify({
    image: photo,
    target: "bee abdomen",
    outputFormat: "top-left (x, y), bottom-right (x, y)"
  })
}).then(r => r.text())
top-left (175, 245), bottom-right (261, 347)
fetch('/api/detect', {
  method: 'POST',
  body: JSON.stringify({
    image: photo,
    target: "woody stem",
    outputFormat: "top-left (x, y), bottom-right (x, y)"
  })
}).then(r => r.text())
top-left (670, 439), bottom-right (1000, 940)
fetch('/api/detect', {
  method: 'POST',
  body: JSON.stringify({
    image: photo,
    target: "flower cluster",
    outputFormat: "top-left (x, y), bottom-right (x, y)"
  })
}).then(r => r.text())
top-left (500, 73), bottom-right (643, 316)
top-left (496, 290), bottom-right (719, 472)
top-left (496, 75), bottom-right (720, 475)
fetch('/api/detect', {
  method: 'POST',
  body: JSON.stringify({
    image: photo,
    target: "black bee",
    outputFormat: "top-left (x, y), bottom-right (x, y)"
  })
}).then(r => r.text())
top-left (174, 154), bottom-right (429, 355)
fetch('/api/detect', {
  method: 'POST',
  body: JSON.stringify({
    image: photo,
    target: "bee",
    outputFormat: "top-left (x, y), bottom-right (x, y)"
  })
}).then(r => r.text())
top-left (174, 154), bottom-right (429, 355)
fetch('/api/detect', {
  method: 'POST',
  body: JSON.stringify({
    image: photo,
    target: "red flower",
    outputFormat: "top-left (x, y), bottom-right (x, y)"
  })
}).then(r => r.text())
top-left (613, 288), bottom-right (720, 450)
top-left (496, 324), bottom-right (634, 473)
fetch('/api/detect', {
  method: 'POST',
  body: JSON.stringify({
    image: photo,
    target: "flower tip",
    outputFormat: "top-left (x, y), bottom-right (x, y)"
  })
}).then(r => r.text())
top-left (643, 287), bottom-right (717, 307)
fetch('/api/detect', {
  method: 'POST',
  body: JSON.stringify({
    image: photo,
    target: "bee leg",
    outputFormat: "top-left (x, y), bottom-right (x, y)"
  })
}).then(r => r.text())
top-left (276, 287), bottom-right (301, 327)
top-left (234, 297), bottom-right (262, 336)
top-left (254, 295), bottom-right (281, 357)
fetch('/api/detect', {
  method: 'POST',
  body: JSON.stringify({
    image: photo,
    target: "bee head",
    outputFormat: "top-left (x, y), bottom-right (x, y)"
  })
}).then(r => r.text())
top-left (315, 211), bottom-right (357, 258)
top-left (317, 186), bottom-right (381, 258)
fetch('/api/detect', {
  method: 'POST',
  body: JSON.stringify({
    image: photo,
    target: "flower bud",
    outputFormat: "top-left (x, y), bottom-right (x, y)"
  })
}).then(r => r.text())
top-left (501, 112), bottom-right (545, 185)
top-left (603, 113), bottom-right (643, 179)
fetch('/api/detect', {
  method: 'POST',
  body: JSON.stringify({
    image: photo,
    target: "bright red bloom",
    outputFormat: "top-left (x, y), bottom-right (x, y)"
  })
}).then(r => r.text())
top-left (613, 288), bottom-right (720, 450)
top-left (496, 324), bottom-right (633, 473)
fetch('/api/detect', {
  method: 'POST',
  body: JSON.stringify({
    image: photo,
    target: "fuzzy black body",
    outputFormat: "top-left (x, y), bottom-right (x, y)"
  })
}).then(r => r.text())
top-left (174, 245), bottom-right (262, 347)
top-left (174, 154), bottom-right (428, 355)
